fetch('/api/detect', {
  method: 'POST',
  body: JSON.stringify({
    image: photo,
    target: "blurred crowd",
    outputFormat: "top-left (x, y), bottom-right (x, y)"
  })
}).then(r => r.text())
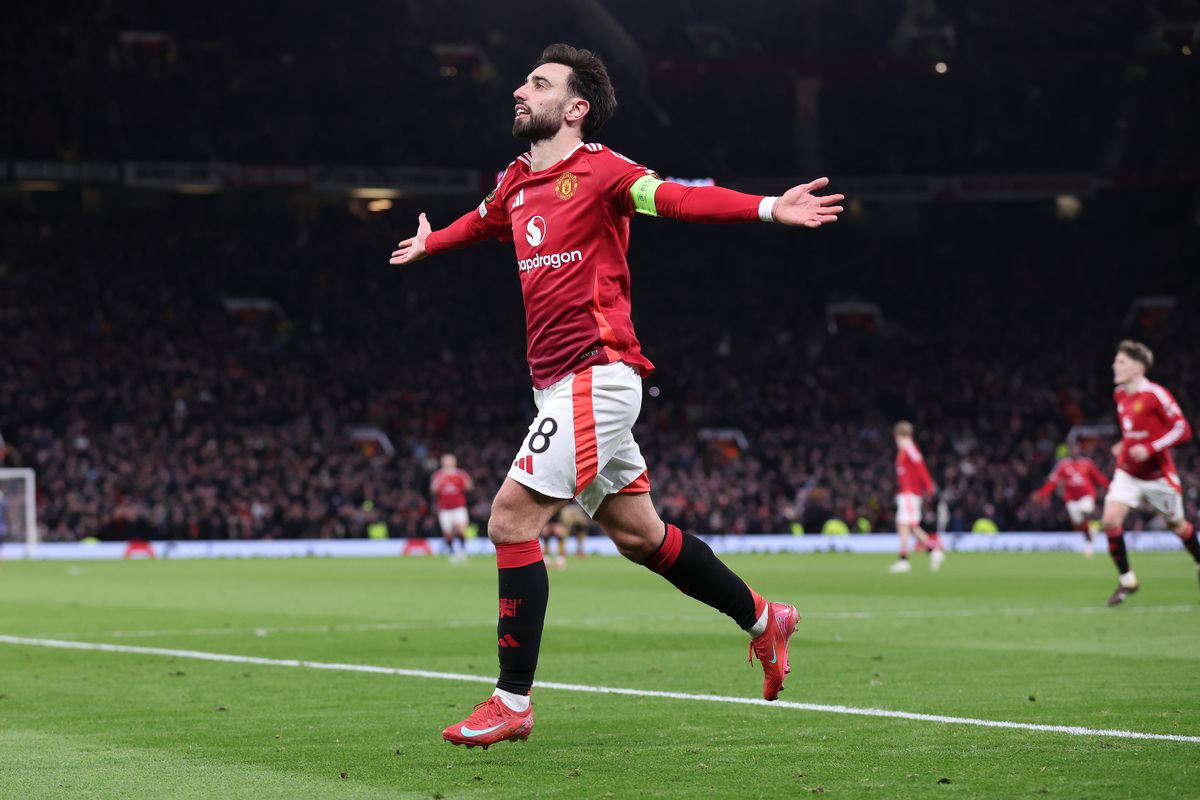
top-left (4, 0), bottom-right (1195, 176)
top-left (3, 0), bottom-right (1196, 540)
top-left (2, 202), bottom-right (1196, 541)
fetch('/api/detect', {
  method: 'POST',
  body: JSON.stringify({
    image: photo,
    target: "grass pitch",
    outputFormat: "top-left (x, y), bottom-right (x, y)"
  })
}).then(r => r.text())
top-left (0, 551), bottom-right (1197, 799)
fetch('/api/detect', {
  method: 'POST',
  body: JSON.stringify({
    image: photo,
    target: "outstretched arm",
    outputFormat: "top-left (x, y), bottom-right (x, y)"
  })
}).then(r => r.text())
top-left (1033, 478), bottom-right (1057, 501)
top-left (390, 185), bottom-right (511, 265)
top-left (631, 175), bottom-right (844, 227)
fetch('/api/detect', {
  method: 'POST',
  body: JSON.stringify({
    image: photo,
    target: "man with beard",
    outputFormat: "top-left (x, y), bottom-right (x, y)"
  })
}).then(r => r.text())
top-left (390, 43), bottom-right (844, 748)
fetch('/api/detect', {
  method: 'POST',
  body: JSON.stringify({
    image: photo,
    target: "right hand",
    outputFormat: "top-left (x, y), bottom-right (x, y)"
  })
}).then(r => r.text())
top-left (1110, 442), bottom-right (1122, 458)
top-left (389, 213), bottom-right (432, 265)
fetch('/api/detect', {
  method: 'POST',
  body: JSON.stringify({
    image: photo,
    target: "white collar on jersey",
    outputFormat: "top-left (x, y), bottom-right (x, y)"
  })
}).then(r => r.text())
top-left (523, 141), bottom-right (587, 172)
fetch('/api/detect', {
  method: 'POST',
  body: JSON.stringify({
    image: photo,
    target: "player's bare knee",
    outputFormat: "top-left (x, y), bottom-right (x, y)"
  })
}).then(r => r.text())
top-left (608, 527), bottom-right (657, 561)
top-left (486, 506), bottom-right (527, 545)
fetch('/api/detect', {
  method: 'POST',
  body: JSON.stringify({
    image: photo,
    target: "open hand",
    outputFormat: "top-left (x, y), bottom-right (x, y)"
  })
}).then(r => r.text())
top-left (389, 213), bottom-right (432, 265)
top-left (772, 177), bottom-right (844, 228)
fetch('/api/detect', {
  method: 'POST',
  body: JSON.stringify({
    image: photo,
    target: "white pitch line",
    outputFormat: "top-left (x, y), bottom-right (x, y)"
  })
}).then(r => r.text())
top-left (2, 635), bottom-right (1197, 745)
top-left (28, 603), bottom-right (1198, 641)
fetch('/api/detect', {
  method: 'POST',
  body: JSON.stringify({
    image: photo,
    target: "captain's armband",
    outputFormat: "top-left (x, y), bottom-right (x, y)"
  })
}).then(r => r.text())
top-left (630, 174), bottom-right (664, 217)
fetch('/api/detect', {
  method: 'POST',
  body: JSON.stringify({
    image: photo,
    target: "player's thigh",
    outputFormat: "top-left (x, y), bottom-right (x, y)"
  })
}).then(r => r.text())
top-left (593, 491), bottom-right (664, 558)
top-left (438, 508), bottom-right (467, 535)
top-left (1103, 471), bottom-right (1140, 527)
top-left (1142, 480), bottom-right (1185, 524)
top-left (489, 478), bottom-right (569, 544)
top-left (1065, 499), bottom-right (1089, 526)
top-left (1101, 498), bottom-right (1132, 529)
top-left (895, 493), bottom-right (920, 527)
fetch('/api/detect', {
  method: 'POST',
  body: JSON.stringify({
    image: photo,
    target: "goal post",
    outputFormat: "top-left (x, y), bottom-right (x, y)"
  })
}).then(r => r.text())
top-left (0, 468), bottom-right (37, 559)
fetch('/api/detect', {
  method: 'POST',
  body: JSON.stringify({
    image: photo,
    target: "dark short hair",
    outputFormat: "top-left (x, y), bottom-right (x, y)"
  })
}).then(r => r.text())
top-left (533, 43), bottom-right (617, 137)
top-left (1117, 340), bottom-right (1154, 370)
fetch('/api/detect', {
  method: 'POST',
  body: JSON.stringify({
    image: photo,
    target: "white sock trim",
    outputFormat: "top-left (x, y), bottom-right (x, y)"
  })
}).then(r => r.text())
top-left (492, 687), bottom-right (530, 712)
top-left (1119, 571), bottom-right (1138, 588)
top-left (748, 606), bottom-right (769, 638)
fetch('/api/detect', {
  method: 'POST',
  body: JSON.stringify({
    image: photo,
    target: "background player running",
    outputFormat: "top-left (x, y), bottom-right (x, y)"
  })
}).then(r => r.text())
top-left (430, 453), bottom-right (473, 565)
top-left (1033, 443), bottom-right (1109, 558)
top-left (1101, 340), bottom-right (1200, 606)
top-left (890, 421), bottom-right (945, 573)
top-left (538, 511), bottom-right (568, 570)
top-left (559, 500), bottom-right (591, 559)
top-left (389, 44), bottom-right (843, 748)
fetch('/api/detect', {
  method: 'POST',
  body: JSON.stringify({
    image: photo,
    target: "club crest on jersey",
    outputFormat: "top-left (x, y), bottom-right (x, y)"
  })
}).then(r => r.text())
top-left (555, 171), bottom-right (578, 201)
top-left (1132, 400), bottom-right (1143, 413)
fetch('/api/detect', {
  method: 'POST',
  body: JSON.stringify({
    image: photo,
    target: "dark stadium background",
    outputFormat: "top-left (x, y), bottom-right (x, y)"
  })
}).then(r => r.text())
top-left (2, 0), bottom-right (1197, 542)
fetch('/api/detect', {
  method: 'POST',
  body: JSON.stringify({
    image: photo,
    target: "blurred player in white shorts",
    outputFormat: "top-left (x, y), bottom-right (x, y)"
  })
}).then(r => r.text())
top-left (890, 421), bottom-right (945, 573)
top-left (1100, 341), bottom-right (1200, 606)
top-left (431, 454), bottom-right (473, 564)
top-left (1032, 444), bottom-right (1109, 557)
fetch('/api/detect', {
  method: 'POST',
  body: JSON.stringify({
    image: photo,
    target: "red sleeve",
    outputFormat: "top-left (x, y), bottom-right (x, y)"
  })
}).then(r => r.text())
top-left (915, 455), bottom-right (935, 496)
top-left (425, 173), bottom-right (512, 255)
top-left (649, 182), bottom-right (768, 224)
top-left (604, 148), bottom-right (768, 223)
top-left (1149, 389), bottom-right (1192, 453)
top-left (1034, 475), bottom-right (1057, 499)
top-left (1087, 461), bottom-right (1110, 491)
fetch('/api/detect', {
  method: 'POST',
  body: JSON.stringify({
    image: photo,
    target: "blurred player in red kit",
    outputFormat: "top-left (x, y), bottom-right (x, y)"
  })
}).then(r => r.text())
top-left (431, 453), bottom-right (473, 565)
top-left (889, 421), bottom-right (945, 573)
top-left (389, 44), bottom-right (843, 747)
top-left (1033, 443), bottom-right (1109, 558)
top-left (1101, 340), bottom-right (1200, 606)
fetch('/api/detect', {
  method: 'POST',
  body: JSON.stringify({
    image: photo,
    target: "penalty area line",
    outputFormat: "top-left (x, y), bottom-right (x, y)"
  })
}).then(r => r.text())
top-left (1, 635), bottom-right (1197, 745)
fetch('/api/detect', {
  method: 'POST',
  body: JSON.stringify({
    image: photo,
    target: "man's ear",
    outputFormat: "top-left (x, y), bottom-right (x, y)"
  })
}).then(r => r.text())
top-left (565, 97), bottom-right (590, 125)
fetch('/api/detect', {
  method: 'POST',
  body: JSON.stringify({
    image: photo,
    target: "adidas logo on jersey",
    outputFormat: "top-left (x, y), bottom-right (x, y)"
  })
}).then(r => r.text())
top-left (511, 189), bottom-right (525, 211)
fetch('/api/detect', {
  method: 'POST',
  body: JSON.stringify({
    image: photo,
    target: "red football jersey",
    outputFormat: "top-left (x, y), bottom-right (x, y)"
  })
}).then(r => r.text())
top-left (1113, 380), bottom-right (1192, 484)
top-left (427, 143), bottom-right (657, 388)
top-left (895, 441), bottom-right (935, 496)
top-left (431, 468), bottom-right (470, 511)
top-left (1035, 457), bottom-right (1109, 502)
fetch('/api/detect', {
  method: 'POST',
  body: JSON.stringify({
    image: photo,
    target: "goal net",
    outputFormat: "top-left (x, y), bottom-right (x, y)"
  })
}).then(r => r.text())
top-left (0, 468), bottom-right (37, 558)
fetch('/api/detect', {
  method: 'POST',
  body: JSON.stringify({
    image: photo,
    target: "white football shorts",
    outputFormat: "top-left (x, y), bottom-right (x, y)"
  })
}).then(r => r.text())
top-left (507, 361), bottom-right (650, 517)
top-left (895, 492), bottom-right (922, 527)
top-left (1064, 495), bottom-right (1096, 526)
top-left (437, 507), bottom-right (469, 534)
top-left (1106, 469), bottom-right (1184, 523)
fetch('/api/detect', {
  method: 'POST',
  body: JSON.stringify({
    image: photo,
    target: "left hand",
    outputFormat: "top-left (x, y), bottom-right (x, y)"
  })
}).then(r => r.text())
top-left (1128, 444), bottom-right (1151, 462)
top-left (772, 177), bottom-right (844, 228)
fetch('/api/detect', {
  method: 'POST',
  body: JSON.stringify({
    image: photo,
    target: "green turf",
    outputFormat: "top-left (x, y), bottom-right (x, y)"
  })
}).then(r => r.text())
top-left (0, 552), bottom-right (1198, 799)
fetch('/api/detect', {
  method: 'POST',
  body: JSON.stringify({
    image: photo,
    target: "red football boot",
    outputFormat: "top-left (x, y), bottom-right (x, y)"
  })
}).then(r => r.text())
top-left (748, 602), bottom-right (801, 701)
top-left (442, 696), bottom-right (534, 749)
